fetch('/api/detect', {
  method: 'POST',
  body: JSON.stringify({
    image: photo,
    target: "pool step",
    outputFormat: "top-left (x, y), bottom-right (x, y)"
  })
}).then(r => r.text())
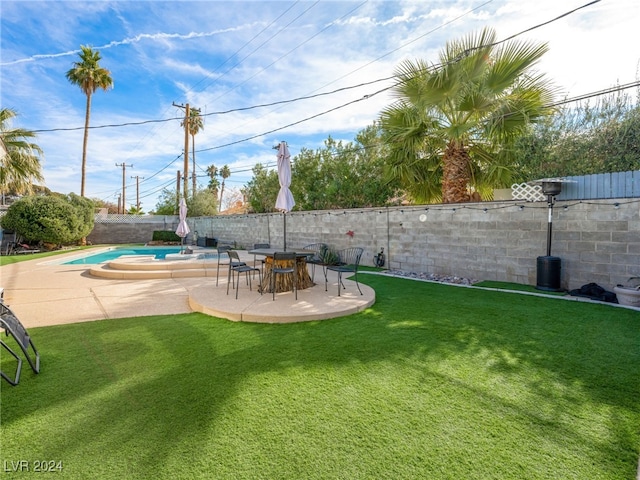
top-left (88, 252), bottom-right (256, 280)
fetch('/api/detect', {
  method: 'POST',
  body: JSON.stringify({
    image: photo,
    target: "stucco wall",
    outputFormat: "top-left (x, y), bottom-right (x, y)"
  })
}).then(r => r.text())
top-left (87, 199), bottom-right (639, 292)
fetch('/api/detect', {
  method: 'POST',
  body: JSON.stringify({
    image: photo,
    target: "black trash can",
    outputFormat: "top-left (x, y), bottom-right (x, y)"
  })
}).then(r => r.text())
top-left (536, 256), bottom-right (562, 291)
top-left (205, 237), bottom-right (218, 248)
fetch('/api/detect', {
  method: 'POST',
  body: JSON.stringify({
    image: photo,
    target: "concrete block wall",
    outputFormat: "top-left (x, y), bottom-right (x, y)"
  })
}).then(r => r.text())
top-left (89, 198), bottom-right (638, 292)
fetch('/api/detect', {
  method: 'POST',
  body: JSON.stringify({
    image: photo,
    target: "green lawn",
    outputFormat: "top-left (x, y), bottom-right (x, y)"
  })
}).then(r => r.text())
top-left (1, 275), bottom-right (639, 479)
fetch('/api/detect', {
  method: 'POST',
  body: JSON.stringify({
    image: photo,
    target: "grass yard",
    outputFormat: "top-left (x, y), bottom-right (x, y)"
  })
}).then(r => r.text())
top-left (1, 275), bottom-right (639, 479)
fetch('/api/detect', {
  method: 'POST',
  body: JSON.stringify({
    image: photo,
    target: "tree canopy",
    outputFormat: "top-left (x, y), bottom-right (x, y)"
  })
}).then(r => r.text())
top-left (379, 28), bottom-right (556, 203)
top-left (1, 193), bottom-right (94, 246)
top-left (0, 108), bottom-right (44, 202)
top-left (244, 124), bottom-right (401, 213)
top-left (65, 45), bottom-right (113, 197)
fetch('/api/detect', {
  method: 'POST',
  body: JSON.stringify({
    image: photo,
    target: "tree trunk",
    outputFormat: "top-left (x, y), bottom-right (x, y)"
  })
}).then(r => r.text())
top-left (79, 93), bottom-right (92, 246)
top-left (441, 140), bottom-right (471, 203)
top-left (81, 92), bottom-right (92, 198)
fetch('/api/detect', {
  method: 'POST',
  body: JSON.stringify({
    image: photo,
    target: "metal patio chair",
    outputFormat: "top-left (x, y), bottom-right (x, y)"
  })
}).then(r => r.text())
top-left (1, 301), bottom-right (40, 386)
top-left (226, 250), bottom-right (262, 299)
top-left (303, 243), bottom-right (327, 282)
top-left (253, 243), bottom-right (270, 276)
top-left (270, 251), bottom-right (298, 301)
top-left (325, 247), bottom-right (364, 296)
top-left (216, 245), bottom-right (245, 286)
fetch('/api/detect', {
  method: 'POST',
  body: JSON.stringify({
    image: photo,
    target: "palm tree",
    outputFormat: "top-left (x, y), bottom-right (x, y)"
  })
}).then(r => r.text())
top-left (0, 108), bottom-right (44, 204)
top-left (380, 28), bottom-right (556, 203)
top-left (66, 45), bottom-right (113, 197)
top-left (219, 165), bottom-right (231, 210)
top-left (181, 108), bottom-right (204, 198)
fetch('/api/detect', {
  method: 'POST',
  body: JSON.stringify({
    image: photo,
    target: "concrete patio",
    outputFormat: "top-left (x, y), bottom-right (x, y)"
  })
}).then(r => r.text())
top-left (0, 249), bottom-right (375, 328)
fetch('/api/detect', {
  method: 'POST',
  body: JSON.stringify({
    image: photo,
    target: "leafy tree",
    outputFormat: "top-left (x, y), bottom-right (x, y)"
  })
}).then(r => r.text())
top-left (292, 132), bottom-right (399, 210)
top-left (244, 125), bottom-right (401, 212)
top-left (66, 45), bottom-right (113, 197)
top-left (189, 188), bottom-right (218, 216)
top-left (0, 193), bottom-right (94, 246)
top-left (153, 188), bottom-right (179, 215)
top-left (91, 197), bottom-right (119, 214)
top-left (0, 108), bottom-right (44, 203)
top-left (244, 164), bottom-right (279, 213)
top-left (182, 107), bottom-right (204, 197)
top-left (153, 187), bottom-right (217, 216)
top-left (513, 90), bottom-right (640, 180)
top-left (379, 28), bottom-right (556, 203)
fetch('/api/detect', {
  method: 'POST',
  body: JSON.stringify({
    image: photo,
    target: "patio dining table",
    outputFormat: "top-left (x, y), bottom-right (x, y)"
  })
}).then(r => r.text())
top-left (249, 248), bottom-right (316, 294)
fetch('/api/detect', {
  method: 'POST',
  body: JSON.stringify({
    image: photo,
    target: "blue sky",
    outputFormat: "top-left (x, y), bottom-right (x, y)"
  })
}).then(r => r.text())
top-left (1, 0), bottom-right (638, 212)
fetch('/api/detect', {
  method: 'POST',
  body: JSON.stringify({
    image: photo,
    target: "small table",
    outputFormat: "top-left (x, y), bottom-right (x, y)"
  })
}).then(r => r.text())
top-left (249, 248), bottom-right (315, 293)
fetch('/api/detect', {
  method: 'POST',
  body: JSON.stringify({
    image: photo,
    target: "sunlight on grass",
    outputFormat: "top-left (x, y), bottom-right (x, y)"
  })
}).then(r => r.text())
top-left (1, 275), bottom-right (638, 479)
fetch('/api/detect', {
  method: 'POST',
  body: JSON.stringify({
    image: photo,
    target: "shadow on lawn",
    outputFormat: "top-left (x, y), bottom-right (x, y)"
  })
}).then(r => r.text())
top-left (2, 274), bottom-right (639, 477)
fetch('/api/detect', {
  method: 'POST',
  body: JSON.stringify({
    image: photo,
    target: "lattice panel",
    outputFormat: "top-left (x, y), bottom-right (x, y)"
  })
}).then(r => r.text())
top-left (511, 183), bottom-right (545, 202)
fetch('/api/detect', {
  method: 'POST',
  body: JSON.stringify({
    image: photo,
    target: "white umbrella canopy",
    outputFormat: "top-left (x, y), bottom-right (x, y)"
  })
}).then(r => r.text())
top-left (275, 142), bottom-right (295, 250)
top-left (175, 197), bottom-right (190, 253)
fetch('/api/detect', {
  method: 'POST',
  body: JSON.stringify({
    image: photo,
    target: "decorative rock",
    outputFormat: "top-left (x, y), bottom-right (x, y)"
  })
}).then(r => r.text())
top-left (382, 270), bottom-right (478, 285)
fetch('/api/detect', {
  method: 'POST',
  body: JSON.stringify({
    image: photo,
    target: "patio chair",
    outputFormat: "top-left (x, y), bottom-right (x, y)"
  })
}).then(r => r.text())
top-left (325, 247), bottom-right (364, 296)
top-left (226, 250), bottom-right (262, 299)
top-left (216, 245), bottom-right (245, 286)
top-left (271, 251), bottom-right (297, 301)
top-left (253, 243), bottom-right (270, 275)
top-left (303, 243), bottom-right (327, 282)
top-left (0, 301), bottom-right (40, 386)
top-left (11, 242), bottom-right (41, 255)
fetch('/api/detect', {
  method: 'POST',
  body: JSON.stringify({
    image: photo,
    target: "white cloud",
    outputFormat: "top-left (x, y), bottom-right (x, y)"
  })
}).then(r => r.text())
top-left (2, 0), bottom-right (638, 210)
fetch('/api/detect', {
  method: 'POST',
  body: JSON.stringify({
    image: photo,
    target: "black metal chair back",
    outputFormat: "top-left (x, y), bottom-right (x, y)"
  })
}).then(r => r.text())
top-left (253, 243), bottom-right (270, 273)
top-left (226, 250), bottom-right (261, 299)
top-left (303, 243), bottom-right (327, 281)
top-left (215, 245), bottom-right (233, 286)
top-left (325, 247), bottom-right (364, 296)
top-left (271, 251), bottom-right (298, 301)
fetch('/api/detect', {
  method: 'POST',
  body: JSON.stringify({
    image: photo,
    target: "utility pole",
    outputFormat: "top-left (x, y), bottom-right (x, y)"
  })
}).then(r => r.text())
top-left (172, 102), bottom-right (190, 199)
top-left (131, 175), bottom-right (144, 211)
top-left (116, 163), bottom-right (133, 213)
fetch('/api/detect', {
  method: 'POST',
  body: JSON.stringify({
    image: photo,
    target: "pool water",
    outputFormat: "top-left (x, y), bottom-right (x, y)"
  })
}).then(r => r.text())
top-left (63, 247), bottom-right (183, 265)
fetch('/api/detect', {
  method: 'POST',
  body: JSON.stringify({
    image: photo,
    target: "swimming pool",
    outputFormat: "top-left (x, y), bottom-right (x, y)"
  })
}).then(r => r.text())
top-left (63, 247), bottom-right (184, 265)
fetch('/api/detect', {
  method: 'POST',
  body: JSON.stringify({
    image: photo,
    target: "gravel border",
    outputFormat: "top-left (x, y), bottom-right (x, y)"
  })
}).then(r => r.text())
top-left (380, 269), bottom-right (478, 286)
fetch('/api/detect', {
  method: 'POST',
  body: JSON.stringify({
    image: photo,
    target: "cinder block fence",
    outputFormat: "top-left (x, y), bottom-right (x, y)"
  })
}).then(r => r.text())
top-left (87, 198), bottom-right (638, 293)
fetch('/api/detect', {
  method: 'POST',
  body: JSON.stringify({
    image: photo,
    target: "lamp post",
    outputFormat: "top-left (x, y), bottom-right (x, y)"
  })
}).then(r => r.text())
top-left (530, 178), bottom-right (566, 292)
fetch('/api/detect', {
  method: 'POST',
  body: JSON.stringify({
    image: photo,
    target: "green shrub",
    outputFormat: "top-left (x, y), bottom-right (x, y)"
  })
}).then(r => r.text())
top-left (152, 230), bottom-right (181, 242)
top-left (0, 193), bottom-right (94, 245)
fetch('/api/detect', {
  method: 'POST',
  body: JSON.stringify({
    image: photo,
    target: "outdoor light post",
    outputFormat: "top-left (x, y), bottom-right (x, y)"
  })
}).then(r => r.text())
top-left (531, 178), bottom-right (565, 292)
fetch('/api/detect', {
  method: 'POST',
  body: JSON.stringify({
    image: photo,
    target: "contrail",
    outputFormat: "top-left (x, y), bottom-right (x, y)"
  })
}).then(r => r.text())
top-left (1, 24), bottom-right (259, 66)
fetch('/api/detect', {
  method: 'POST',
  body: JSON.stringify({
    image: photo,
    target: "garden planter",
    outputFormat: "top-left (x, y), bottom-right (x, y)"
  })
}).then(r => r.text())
top-left (613, 286), bottom-right (640, 307)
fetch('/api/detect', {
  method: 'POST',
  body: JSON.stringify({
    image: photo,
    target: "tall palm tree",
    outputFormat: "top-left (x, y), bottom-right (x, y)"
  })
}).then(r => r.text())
top-left (181, 108), bottom-right (204, 198)
top-left (0, 108), bottom-right (44, 204)
top-left (66, 45), bottom-right (113, 197)
top-left (218, 165), bottom-right (231, 210)
top-left (380, 28), bottom-right (556, 203)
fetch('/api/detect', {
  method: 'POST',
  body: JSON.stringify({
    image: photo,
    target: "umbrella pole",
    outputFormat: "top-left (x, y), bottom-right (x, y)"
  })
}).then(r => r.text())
top-left (283, 212), bottom-right (287, 251)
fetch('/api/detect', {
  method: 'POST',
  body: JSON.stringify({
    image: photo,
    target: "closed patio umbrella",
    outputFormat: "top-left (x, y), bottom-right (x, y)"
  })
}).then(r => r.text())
top-left (175, 197), bottom-right (190, 253)
top-left (275, 141), bottom-right (295, 251)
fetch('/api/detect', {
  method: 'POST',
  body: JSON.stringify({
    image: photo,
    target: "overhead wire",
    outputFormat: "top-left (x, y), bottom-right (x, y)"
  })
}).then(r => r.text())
top-left (42, 0), bottom-right (616, 201)
top-left (127, 0), bottom-right (628, 201)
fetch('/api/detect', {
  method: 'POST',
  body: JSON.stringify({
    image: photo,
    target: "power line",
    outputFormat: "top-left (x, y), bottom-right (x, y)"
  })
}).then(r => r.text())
top-left (30, 0), bottom-right (603, 136)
